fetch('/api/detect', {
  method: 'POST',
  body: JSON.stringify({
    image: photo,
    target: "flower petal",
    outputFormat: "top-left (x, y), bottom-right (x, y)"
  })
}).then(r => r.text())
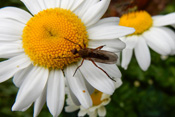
top-left (65, 63), bottom-right (92, 109)
top-left (67, 86), bottom-right (81, 106)
top-left (153, 12), bottom-right (175, 27)
top-left (47, 69), bottom-right (65, 117)
top-left (0, 7), bottom-right (32, 24)
top-left (96, 63), bottom-right (121, 78)
top-left (33, 86), bottom-right (47, 117)
top-left (79, 60), bottom-right (116, 95)
top-left (84, 78), bottom-right (95, 95)
top-left (13, 64), bottom-right (33, 87)
top-left (98, 106), bottom-right (106, 116)
top-left (75, 0), bottom-right (98, 19)
top-left (143, 28), bottom-right (171, 55)
top-left (95, 63), bottom-right (122, 89)
top-left (121, 48), bottom-right (133, 70)
top-left (21, 0), bottom-right (44, 15)
top-left (78, 110), bottom-right (87, 116)
top-left (70, 0), bottom-right (84, 11)
top-left (121, 35), bottom-right (139, 49)
top-left (0, 41), bottom-right (23, 58)
top-left (0, 34), bottom-right (21, 41)
top-left (65, 105), bottom-right (79, 112)
top-left (88, 39), bottom-right (126, 53)
top-left (0, 19), bottom-right (24, 36)
top-left (81, 0), bottom-right (110, 26)
top-left (134, 36), bottom-right (151, 71)
top-left (88, 25), bottom-right (135, 40)
top-left (43, 0), bottom-right (60, 9)
top-left (87, 17), bottom-right (120, 29)
top-left (60, 0), bottom-right (81, 10)
top-left (156, 27), bottom-right (175, 55)
top-left (0, 54), bottom-right (31, 83)
top-left (12, 66), bottom-right (49, 111)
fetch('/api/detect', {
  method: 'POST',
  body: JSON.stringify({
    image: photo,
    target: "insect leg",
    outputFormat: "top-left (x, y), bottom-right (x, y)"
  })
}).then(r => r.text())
top-left (95, 45), bottom-right (106, 50)
top-left (73, 59), bottom-right (85, 76)
top-left (89, 59), bottom-right (116, 82)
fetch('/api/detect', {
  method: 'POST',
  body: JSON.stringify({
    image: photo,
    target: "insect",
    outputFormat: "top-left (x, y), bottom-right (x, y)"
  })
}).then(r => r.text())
top-left (64, 38), bottom-right (118, 82)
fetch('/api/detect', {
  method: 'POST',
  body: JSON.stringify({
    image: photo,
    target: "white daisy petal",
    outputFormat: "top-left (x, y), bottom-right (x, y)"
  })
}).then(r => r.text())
top-left (67, 86), bottom-right (81, 106)
top-left (70, 0), bottom-right (84, 11)
top-left (0, 19), bottom-right (25, 36)
top-left (0, 7), bottom-right (32, 24)
top-left (13, 64), bottom-right (33, 87)
top-left (152, 15), bottom-right (163, 20)
top-left (60, 0), bottom-right (70, 9)
top-left (84, 79), bottom-right (95, 95)
top-left (87, 17), bottom-right (120, 29)
top-left (60, 0), bottom-right (78, 9)
top-left (0, 34), bottom-right (21, 41)
top-left (88, 25), bottom-right (135, 40)
top-left (122, 35), bottom-right (139, 49)
top-left (143, 28), bottom-right (171, 55)
top-left (153, 12), bottom-right (175, 26)
top-left (43, 0), bottom-right (60, 8)
top-left (156, 27), bottom-right (175, 55)
top-left (0, 54), bottom-right (31, 83)
top-left (79, 60), bottom-right (115, 95)
top-left (66, 63), bottom-right (92, 109)
top-left (121, 48), bottom-right (133, 70)
top-left (33, 86), bottom-right (47, 117)
top-left (95, 63), bottom-right (122, 89)
top-left (47, 69), bottom-right (65, 117)
top-left (0, 41), bottom-right (23, 58)
top-left (134, 36), bottom-right (151, 71)
top-left (114, 77), bottom-right (123, 89)
top-left (88, 39), bottom-right (126, 52)
top-left (12, 66), bottom-right (49, 111)
top-left (96, 63), bottom-right (121, 78)
top-left (78, 110), bottom-right (87, 116)
top-left (21, 0), bottom-right (43, 15)
top-left (81, 0), bottom-right (110, 26)
top-left (65, 105), bottom-right (79, 112)
top-left (161, 27), bottom-right (175, 55)
top-left (98, 106), bottom-right (106, 116)
top-left (75, 0), bottom-right (98, 18)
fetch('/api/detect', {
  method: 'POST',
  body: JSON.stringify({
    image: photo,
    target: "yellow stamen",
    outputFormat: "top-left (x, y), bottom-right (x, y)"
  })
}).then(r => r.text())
top-left (22, 8), bottom-right (88, 69)
top-left (119, 11), bottom-right (153, 35)
top-left (91, 89), bottom-right (103, 106)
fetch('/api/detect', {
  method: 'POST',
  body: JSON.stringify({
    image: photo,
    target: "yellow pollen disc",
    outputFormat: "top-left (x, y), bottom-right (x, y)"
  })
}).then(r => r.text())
top-left (119, 11), bottom-right (153, 35)
top-left (22, 8), bottom-right (88, 69)
top-left (91, 89), bottom-right (103, 106)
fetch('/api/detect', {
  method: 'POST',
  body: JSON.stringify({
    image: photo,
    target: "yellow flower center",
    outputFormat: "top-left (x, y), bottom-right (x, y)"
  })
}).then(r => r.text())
top-left (91, 89), bottom-right (103, 106)
top-left (119, 11), bottom-right (153, 35)
top-left (22, 8), bottom-right (88, 69)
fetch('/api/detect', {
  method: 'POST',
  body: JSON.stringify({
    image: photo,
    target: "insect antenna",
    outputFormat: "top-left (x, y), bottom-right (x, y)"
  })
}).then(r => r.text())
top-left (64, 37), bottom-right (83, 49)
top-left (89, 58), bottom-right (116, 82)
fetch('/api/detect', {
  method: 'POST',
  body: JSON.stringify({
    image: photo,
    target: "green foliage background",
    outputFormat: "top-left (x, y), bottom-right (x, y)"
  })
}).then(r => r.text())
top-left (0, 0), bottom-right (175, 117)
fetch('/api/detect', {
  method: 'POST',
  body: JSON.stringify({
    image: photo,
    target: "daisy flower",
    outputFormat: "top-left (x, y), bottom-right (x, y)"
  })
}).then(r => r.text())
top-left (119, 11), bottom-right (175, 71)
top-left (65, 88), bottom-right (120, 117)
top-left (0, 0), bottom-right (135, 116)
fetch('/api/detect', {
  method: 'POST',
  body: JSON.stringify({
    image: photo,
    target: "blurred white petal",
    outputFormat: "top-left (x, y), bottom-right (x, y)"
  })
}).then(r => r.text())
top-left (134, 36), bottom-right (151, 71)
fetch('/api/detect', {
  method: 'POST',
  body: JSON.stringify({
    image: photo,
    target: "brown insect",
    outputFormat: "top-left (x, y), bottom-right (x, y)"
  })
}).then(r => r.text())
top-left (64, 38), bottom-right (118, 82)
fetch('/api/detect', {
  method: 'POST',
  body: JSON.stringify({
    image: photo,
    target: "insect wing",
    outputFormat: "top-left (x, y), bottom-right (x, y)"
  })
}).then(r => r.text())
top-left (86, 50), bottom-right (118, 64)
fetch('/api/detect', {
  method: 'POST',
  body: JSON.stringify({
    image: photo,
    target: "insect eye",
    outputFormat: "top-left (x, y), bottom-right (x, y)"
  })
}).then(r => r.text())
top-left (71, 49), bottom-right (78, 54)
